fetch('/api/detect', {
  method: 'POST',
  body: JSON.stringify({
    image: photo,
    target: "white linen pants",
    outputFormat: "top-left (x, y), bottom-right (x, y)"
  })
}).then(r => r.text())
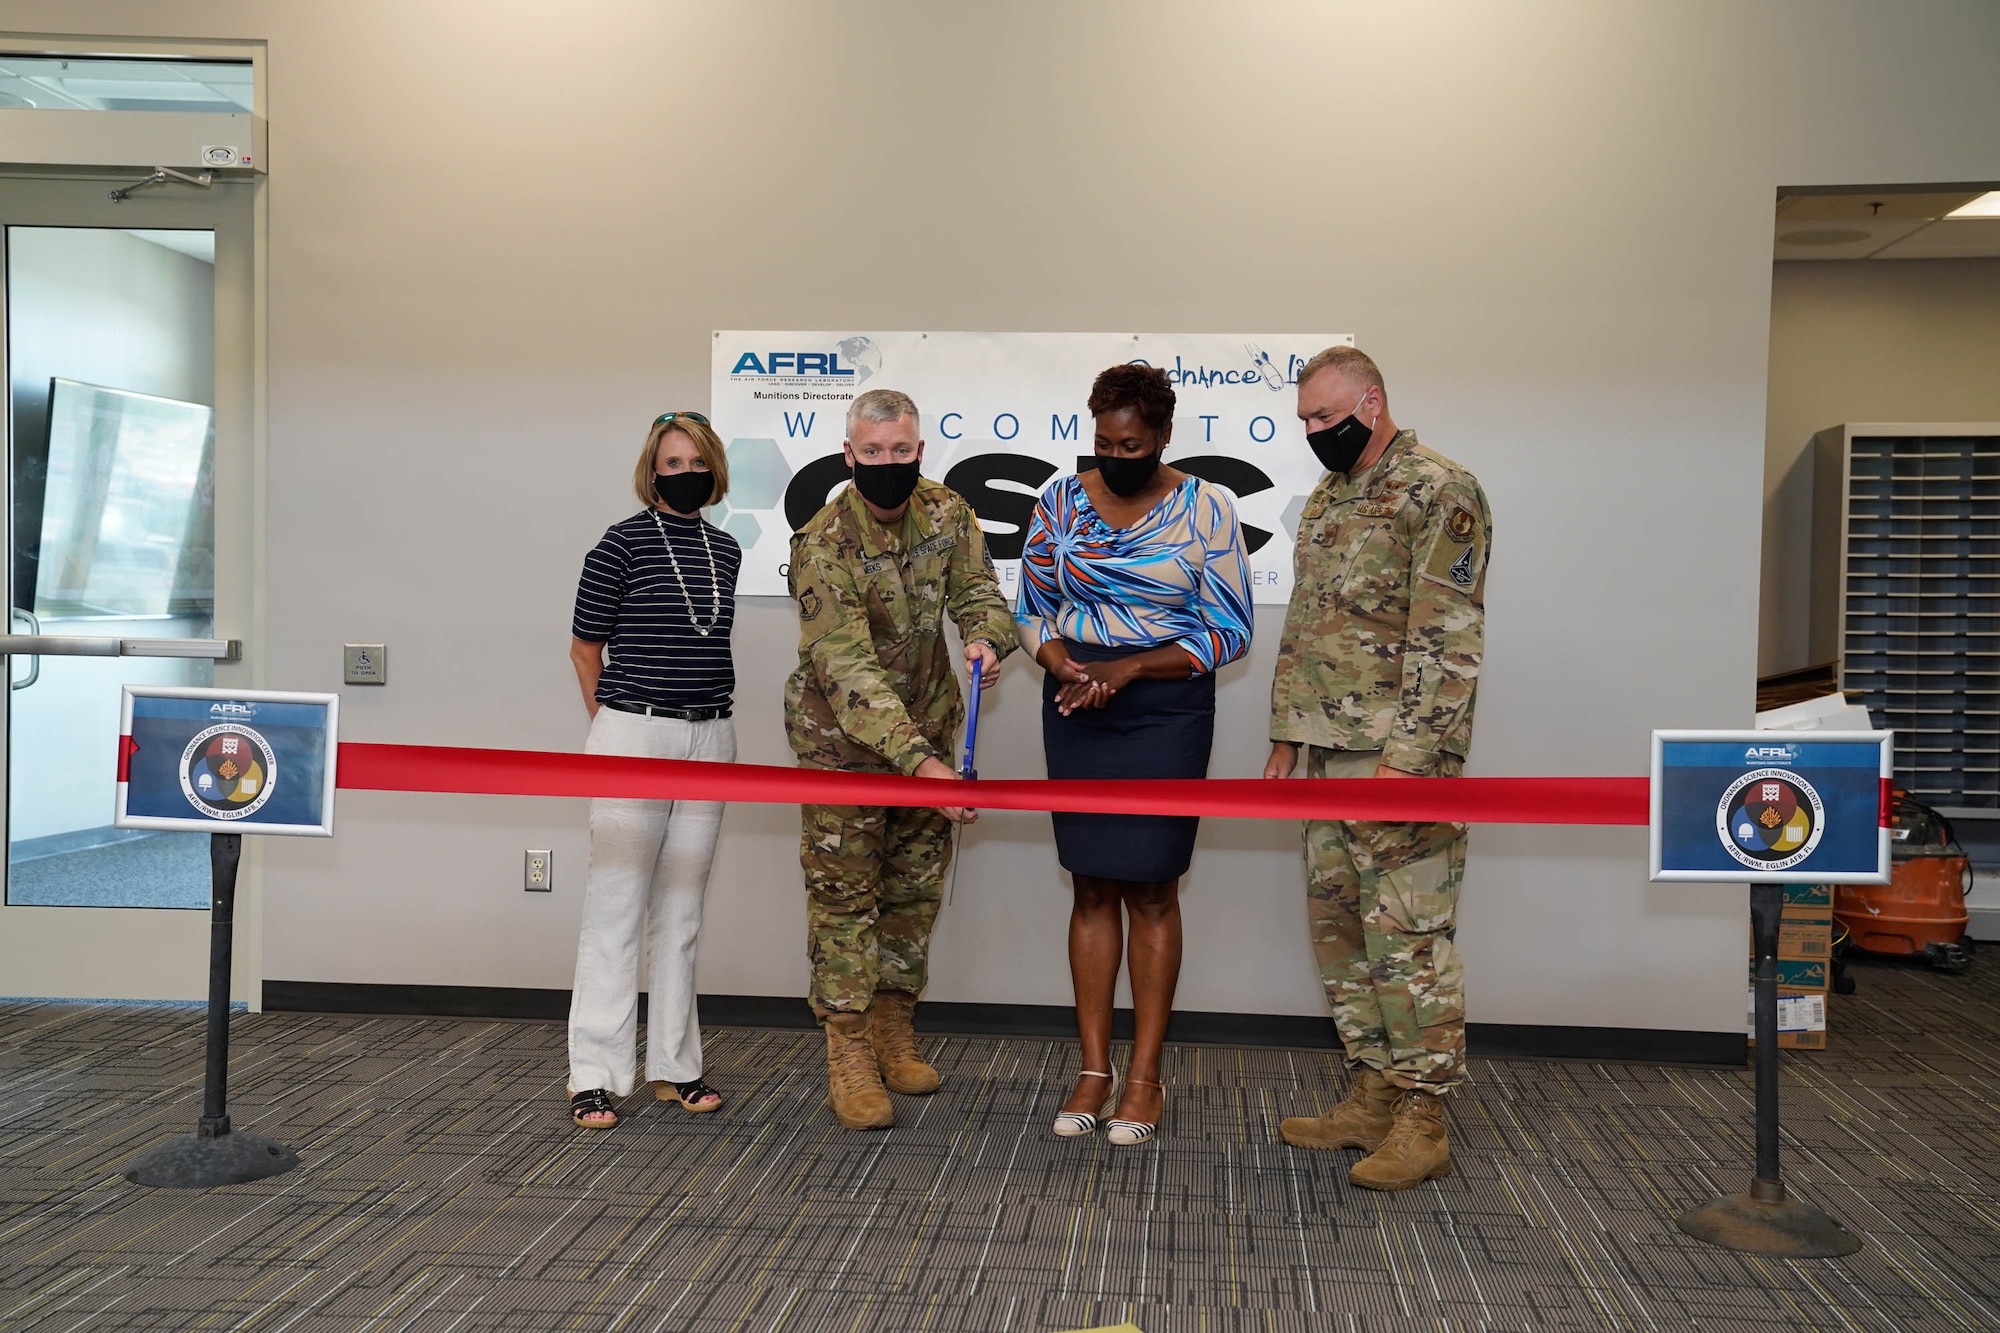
top-left (568, 706), bottom-right (734, 1095)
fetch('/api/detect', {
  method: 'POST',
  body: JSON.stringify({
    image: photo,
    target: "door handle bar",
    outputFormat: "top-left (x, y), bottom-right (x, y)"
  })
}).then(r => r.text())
top-left (0, 635), bottom-right (240, 661)
top-left (9, 609), bottom-right (36, 689)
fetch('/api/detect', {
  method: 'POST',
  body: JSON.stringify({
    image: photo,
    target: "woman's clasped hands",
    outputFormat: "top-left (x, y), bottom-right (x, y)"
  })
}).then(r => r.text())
top-left (1044, 646), bottom-right (1132, 716)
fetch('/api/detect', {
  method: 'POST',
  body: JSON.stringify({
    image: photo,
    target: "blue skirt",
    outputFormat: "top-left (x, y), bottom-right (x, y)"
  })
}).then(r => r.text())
top-left (1042, 640), bottom-right (1215, 883)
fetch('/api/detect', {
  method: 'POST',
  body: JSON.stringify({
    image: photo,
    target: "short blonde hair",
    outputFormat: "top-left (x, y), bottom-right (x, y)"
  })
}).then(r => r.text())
top-left (633, 415), bottom-right (729, 510)
top-left (845, 387), bottom-right (920, 436)
top-left (1299, 345), bottom-right (1385, 397)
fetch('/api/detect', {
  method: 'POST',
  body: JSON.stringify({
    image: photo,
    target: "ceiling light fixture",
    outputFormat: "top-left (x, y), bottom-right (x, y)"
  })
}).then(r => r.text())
top-left (1945, 191), bottom-right (2000, 219)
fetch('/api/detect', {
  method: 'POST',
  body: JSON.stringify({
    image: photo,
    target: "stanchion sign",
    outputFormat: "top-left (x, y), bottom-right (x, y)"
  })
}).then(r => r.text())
top-left (1649, 730), bottom-right (1891, 884)
top-left (116, 687), bottom-right (339, 837)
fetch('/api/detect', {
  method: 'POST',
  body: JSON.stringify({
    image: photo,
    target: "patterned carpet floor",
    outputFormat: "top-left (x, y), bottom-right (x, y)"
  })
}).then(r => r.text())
top-left (2, 956), bottom-right (1998, 1332)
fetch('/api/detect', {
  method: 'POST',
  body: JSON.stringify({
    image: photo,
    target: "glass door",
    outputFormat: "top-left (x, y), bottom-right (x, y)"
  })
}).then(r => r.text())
top-left (9, 370), bottom-right (224, 907)
top-left (0, 176), bottom-right (255, 999)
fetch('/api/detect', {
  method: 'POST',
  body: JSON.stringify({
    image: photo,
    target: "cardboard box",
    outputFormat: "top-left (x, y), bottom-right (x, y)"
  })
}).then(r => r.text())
top-left (1784, 883), bottom-right (1833, 907)
top-left (1748, 985), bottom-right (1829, 1050)
top-left (1751, 907), bottom-right (1834, 960)
top-left (1749, 958), bottom-right (1830, 989)
top-left (1780, 910), bottom-right (1833, 959)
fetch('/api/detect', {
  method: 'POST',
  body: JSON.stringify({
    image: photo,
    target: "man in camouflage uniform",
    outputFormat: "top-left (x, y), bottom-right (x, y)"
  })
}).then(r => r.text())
top-left (786, 387), bottom-right (1016, 1131)
top-left (1264, 346), bottom-right (1491, 1190)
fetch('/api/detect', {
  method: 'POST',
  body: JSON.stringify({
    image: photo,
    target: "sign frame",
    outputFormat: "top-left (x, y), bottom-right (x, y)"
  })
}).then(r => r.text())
top-left (1649, 729), bottom-right (1891, 884)
top-left (116, 685), bottom-right (340, 838)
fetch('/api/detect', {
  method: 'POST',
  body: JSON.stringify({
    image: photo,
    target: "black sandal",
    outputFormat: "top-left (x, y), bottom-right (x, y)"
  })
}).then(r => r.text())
top-left (570, 1087), bottom-right (618, 1128)
top-left (655, 1078), bottom-right (724, 1113)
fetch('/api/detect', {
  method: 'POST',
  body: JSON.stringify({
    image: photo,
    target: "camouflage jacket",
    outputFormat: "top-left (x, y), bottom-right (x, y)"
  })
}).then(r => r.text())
top-left (1270, 429), bottom-right (1491, 774)
top-left (786, 480), bottom-right (1018, 775)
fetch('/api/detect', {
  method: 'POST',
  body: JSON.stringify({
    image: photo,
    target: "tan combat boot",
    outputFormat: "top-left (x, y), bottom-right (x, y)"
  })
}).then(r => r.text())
top-left (1348, 1089), bottom-right (1451, 1190)
top-left (1279, 1068), bottom-right (1402, 1151)
top-left (868, 990), bottom-right (941, 1095)
top-left (825, 1011), bottom-right (895, 1130)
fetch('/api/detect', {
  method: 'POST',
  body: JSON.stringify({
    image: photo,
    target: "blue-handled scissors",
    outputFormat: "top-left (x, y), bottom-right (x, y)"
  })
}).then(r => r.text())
top-left (947, 666), bottom-right (984, 903)
top-left (961, 669), bottom-right (982, 781)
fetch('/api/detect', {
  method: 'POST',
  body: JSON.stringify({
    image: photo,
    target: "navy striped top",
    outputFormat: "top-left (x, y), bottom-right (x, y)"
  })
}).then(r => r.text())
top-left (572, 509), bottom-right (741, 710)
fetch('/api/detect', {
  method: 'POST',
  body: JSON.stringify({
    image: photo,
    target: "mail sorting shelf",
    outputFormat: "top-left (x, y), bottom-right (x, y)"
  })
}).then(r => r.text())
top-left (1814, 426), bottom-right (2000, 812)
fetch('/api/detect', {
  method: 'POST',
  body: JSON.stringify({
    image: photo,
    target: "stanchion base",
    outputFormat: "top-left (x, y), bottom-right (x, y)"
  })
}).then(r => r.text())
top-left (124, 1129), bottom-right (299, 1189)
top-left (1677, 1191), bottom-right (1861, 1257)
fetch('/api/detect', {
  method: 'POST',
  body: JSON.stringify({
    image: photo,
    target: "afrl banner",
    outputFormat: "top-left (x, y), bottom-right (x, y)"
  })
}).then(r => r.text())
top-left (708, 331), bottom-right (1351, 602)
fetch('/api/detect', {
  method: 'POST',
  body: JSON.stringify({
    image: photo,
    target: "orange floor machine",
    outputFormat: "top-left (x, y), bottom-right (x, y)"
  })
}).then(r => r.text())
top-left (1834, 793), bottom-right (1973, 972)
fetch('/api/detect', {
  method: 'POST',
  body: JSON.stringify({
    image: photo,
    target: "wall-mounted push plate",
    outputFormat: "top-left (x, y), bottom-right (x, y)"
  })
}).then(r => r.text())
top-left (343, 643), bottom-right (386, 685)
top-left (525, 850), bottom-right (552, 892)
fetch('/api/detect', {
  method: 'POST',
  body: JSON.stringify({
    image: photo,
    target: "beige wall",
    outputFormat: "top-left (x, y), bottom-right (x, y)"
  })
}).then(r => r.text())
top-left (1761, 258), bottom-right (2000, 675)
top-left (4, 1), bottom-right (2000, 1035)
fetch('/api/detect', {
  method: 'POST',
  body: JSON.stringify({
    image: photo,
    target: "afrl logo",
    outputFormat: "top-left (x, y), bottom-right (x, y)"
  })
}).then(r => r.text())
top-left (1743, 744), bottom-right (1798, 763)
top-left (209, 701), bottom-right (257, 719)
top-left (729, 350), bottom-right (859, 377)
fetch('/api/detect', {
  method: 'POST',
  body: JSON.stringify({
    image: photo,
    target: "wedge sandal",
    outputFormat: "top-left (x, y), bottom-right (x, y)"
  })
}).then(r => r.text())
top-left (1106, 1078), bottom-right (1164, 1146)
top-left (1053, 1070), bottom-right (1119, 1138)
top-left (570, 1087), bottom-right (618, 1129)
top-left (656, 1078), bottom-right (724, 1113)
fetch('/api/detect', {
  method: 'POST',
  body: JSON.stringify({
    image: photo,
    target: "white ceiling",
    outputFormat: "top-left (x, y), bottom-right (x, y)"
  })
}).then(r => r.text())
top-left (1775, 189), bottom-right (2000, 260)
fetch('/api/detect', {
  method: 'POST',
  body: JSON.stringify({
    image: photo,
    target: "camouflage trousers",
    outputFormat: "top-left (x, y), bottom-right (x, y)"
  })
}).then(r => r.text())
top-left (800, 800), bottom-right (953, 1018)
top-left (1302, 746), bottom-right (1468, 1093)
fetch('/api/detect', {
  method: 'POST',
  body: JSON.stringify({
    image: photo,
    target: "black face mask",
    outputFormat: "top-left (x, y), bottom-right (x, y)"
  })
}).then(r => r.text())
top-left (852, 459), bottom-right (922, 510)
top-left (1097, 449), bottom-right (1162, 498)
top-left (1306, 410), bottom-right (1374, 475)
top-left (654, 470), bottom-right (714, 514)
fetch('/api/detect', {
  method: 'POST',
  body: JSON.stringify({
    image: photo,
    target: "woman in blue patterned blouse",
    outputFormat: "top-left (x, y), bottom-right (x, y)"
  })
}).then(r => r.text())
top-left (1015, 363), bottom-right (1252, 1146)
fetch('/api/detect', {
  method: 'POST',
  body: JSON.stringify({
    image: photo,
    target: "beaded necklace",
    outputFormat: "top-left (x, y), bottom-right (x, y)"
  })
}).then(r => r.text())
top-left (648, 508), bottom-right (721, 636)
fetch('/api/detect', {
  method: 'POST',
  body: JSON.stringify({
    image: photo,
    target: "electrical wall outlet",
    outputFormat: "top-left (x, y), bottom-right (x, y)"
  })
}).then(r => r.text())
top-left (524, 850), bottom-right (552, 892)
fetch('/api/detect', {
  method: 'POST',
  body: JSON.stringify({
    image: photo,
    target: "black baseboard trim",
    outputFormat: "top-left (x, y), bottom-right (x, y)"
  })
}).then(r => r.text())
top-left (264, 980), bottom-right (1744, 1067)
top-left (1468, 1022), bottom-right (1743, 1066)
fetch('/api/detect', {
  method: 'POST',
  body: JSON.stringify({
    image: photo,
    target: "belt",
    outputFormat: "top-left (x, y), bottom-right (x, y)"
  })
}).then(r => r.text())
top-left (602, 700), bottom-right (732, 722)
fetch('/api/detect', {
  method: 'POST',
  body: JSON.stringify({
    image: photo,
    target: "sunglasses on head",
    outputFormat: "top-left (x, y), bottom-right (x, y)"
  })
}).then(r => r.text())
top-left (654, 411), bottom-right (710, 428)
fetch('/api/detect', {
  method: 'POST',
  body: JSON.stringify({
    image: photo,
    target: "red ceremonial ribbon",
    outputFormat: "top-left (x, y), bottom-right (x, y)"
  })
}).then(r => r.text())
top-left (334, 743), bottom-right (1649, 826)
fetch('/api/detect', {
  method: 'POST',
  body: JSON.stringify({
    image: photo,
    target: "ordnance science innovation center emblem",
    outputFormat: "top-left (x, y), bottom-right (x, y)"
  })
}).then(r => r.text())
top-left (179, 723), bottom-right (278, 820)
top-left (1716, 768), bottom-right (1824, 872)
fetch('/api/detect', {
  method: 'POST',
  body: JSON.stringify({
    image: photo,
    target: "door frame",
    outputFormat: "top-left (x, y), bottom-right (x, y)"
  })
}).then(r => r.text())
top-left (0, 154), bottom-right (266, 1003)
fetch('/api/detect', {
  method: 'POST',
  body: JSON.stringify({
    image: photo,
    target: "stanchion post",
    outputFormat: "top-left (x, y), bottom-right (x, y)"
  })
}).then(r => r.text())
top-left (200, 831), bottom-right (239, 1137)
top-left (1675, 881), bottom-right (1859, 1256)
top-left (124, 832), bottom-right (300, 1188)
top-left (1750, 882), bottom-right (1781, 1191)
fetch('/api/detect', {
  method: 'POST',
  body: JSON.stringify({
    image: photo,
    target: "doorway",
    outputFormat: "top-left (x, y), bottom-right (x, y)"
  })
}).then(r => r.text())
top-left (0, 175), bottom-right (256, 999)
top-left (1760, 183), bottom-right (2000, 940)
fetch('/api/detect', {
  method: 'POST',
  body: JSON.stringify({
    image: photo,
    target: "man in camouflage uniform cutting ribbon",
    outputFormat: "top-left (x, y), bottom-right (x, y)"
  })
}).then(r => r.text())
top-left (786, 388), bottom-right (1016, 1131)
top-left (1264, 346), bottom-right (1492, 1190)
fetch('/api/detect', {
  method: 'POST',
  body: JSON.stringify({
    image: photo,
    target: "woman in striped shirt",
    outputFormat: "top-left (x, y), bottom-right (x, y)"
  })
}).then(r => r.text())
top-left (1016, 364), bottom-right (1253, 1147)
top-left (565, 412), bottom-right (742, 1130)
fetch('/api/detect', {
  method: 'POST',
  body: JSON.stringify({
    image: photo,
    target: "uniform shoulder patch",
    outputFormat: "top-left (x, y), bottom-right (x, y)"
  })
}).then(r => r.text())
top-left (799, 588), bottom-right (823, 621)
top-left (1420, 511), bottom-right (1485, 595)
